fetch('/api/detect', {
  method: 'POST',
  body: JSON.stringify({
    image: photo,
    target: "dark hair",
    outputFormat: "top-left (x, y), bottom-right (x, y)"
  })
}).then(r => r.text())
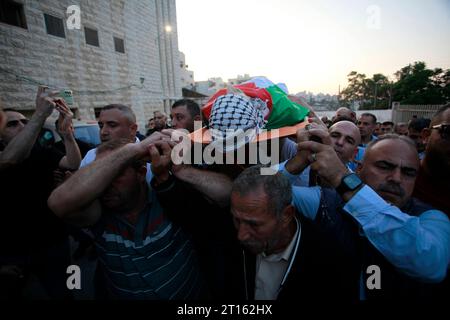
top-left (3, 108), bottom-right (18, 113)
top-left (360, 113), bottom-right (377, 124)
top-left (101, 104), bottom-right (136, 123)
top-left (97, 138), bottom-right (144, 169)
top-left (408, 118), bottom-right (430, 132)
top-left (232, 165), bottom-right (292, 219)
top-left (365, 133), bottom-right (416, 160)
top-left (172, 99), bottom-right (201, 119)
top-left (431, 103), bottom-right (450, 126)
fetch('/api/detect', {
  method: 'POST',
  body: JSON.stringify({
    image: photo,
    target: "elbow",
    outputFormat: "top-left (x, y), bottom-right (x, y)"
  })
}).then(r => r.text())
top-left (408, 249), bottom-right (449, 283)
top-left (47, 190), bottom-right (68, 219)
top-left (0, 157), bottom-right (20, 169)
top-left (424, 263), bottom-right (448, 283)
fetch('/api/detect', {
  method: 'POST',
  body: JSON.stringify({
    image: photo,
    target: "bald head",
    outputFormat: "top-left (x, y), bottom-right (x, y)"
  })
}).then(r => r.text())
top-left (335, 107), bottom-right (356, 123)
top-left (329, 120), bottom-right (361, 164)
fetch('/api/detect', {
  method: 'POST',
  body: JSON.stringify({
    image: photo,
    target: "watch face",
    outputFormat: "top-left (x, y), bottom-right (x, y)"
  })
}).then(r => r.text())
top-left (344, 174), bottom-right (362, 190)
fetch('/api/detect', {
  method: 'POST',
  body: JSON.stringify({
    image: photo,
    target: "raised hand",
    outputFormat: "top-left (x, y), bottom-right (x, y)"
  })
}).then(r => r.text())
top-left (35, 86), bottom-right (59, 118)
top-left (296, 128), bottom-right (349, 188)
top-left (55, 99), bottom-right (75, 139)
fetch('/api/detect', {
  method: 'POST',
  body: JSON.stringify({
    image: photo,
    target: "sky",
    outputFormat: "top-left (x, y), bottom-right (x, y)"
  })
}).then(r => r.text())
top-left (175, 0), bottom-right (450, 95)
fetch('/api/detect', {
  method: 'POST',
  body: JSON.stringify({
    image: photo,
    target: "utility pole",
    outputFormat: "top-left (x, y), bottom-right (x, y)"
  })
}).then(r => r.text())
top-left (374, 80), bottom-right (383, 109)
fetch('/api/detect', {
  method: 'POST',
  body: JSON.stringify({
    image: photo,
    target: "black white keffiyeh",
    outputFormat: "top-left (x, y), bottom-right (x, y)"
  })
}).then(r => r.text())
top-left (208, 94), bottom-right (268, 152)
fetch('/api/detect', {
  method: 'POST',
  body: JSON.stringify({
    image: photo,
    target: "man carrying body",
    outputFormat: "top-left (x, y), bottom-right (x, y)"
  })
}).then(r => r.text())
top-left (48, 138), bottom-right (206, 299)
top-left (280, 129), bottom-right (450, 299)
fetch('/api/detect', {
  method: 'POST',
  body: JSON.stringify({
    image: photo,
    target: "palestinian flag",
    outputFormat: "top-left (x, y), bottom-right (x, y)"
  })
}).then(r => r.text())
top-left (192, 77), bottom-right (310, 144)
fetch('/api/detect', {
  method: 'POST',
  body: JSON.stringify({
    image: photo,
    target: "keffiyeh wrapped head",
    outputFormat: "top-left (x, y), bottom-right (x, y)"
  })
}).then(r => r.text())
top-left (208, 93), bottom-right (269, 152)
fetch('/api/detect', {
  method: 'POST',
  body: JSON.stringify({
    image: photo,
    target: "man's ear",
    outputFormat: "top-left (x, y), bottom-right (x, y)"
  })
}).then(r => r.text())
top-left (421, 128), bottom-right (431, 144)
top-left (130, 123), bottom-right (138, 134)
top-left (194, 115), bottom-right (201, 122)
top-left (281, 204), bottom-right (295, 225)
top-left (356, 161), bottom-right (363, 174)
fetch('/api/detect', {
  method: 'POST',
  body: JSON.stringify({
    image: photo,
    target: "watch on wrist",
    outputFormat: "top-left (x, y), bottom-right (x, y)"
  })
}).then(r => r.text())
top-left (336, 172), bottom-right (363, 195)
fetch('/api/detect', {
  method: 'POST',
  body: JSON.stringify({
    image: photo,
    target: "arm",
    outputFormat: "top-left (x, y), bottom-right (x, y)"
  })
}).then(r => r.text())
top-left (344, 186), bottom-right (450, 283)
top-left (55, 100), bottom-right (82, 170)
top-left (149, 141), bottom-right (220, 229)
top-left (296, 129), bottom-right (450, 282)
top-left (48, 143), bottom-right (140, 227)
top-left (0, 86), bottom-right (56, 169)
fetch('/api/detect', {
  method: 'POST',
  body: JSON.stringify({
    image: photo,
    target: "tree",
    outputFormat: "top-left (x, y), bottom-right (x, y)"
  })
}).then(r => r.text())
top-left (340, 61), bottom-right (449, 109)
top-left (340, 72), bottom-right (390, 110)
top-left (392, 61), bottom-right (449, 104)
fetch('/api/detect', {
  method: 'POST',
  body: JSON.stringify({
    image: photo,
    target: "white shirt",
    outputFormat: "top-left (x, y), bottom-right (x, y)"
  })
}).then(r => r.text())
top-left (254, 218), bottom-right (301, 300)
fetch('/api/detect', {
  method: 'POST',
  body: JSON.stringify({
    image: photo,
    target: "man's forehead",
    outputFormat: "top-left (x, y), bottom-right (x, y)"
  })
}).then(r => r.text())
top-left (367, 139), bottom-right (419, 167)
top-left (99, 109), bottom-right (127, 121)
top-left (172, 105), bottom-right (187, 113)
top-left (330, 122), bottom-right (359, 138)
top-left (231, 189), bottom-right (269, 209)
top-left (6, 111), bottom-right (26, 120)
top-left (359, 115), bottom-right (373, 122)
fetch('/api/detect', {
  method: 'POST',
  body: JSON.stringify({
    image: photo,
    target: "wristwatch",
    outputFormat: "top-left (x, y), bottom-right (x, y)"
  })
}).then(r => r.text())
top-left (336, 172), bottom-right (363, 195)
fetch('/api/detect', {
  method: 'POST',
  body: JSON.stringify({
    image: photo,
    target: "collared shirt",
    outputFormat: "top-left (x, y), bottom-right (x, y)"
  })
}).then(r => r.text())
top-left (254, 218), bottom-right (300, 300)
top-left (354, 135), bottom-right (378, 164)
top-left (277, 160), bottom-right (450, 283)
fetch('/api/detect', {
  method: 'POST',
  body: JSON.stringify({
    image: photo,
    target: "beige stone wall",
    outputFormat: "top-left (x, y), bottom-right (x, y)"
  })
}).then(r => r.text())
top-left (0, 0), bottom-right (182, 131)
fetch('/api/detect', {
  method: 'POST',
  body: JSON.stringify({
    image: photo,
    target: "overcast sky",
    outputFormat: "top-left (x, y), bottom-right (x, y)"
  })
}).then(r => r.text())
top-left (176, 0), bottom-right (450, 94)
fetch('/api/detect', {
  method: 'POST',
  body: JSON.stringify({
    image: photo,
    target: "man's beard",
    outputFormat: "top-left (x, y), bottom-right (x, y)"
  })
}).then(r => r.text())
top-left (378, 182), bottom-right (406, 198)
top-left (377, 182), bottom-right (407, 207)
top-left (241, 240), bottom-right (267, 255)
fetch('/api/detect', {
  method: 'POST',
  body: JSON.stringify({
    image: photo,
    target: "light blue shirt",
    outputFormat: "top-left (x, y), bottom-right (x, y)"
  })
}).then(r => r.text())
top-left (278, 161), bottom-right (450, 283)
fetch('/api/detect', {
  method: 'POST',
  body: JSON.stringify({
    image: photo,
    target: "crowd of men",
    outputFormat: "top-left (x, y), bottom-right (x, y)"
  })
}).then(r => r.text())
top-left (0, 86), bottom-right (449, 301)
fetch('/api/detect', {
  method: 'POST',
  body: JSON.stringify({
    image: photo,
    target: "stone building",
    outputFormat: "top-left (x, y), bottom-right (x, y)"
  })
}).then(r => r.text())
top-left (179, 51), bottom-right (194, 89)
top-left (0, 0), bottom-right (182, 131)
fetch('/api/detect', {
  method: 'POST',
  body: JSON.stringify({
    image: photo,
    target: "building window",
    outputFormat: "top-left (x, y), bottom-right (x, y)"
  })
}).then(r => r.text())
top-left (44, 13), bottom-right (65, 38)
top-left (113, 37), bottom-right (125, 53)
top-left (85, 27), bottom-right (99, 47)
top-left (0, 0), bottom-right (27, 29)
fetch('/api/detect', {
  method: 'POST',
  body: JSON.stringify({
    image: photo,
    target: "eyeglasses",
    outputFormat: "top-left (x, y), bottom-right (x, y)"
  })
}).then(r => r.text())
top-left (432, 123), bottom-right (450, 140)
top-left (6, 119), bottom-right (29, 128)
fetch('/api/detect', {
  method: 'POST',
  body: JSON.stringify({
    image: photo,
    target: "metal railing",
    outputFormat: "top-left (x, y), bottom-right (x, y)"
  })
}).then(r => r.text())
top-left (392, 102), bottom-right (443, 123)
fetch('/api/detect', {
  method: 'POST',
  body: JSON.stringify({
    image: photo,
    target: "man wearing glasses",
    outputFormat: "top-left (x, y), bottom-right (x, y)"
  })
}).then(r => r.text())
top-left (414, 104), bottom-right (450, 216)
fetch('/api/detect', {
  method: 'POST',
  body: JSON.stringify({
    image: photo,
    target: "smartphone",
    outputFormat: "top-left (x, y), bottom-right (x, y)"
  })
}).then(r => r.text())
top-left (59, 89), bottom-right (74, 106)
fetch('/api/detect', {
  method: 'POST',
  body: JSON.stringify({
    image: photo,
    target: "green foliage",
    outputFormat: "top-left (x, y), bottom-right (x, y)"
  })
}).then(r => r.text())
top-left (340, 61), bottom-right (449, 109)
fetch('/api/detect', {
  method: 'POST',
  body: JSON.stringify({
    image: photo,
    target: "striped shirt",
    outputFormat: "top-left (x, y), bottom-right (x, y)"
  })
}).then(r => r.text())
top-left (92, 191), bottom-right (204, 299)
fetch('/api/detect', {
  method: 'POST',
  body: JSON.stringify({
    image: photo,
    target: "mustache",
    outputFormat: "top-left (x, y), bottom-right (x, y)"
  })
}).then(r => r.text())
top-left (240, 240), bottom-right (266, 253)
top-left (378, 183), bottom-right (405, 197)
